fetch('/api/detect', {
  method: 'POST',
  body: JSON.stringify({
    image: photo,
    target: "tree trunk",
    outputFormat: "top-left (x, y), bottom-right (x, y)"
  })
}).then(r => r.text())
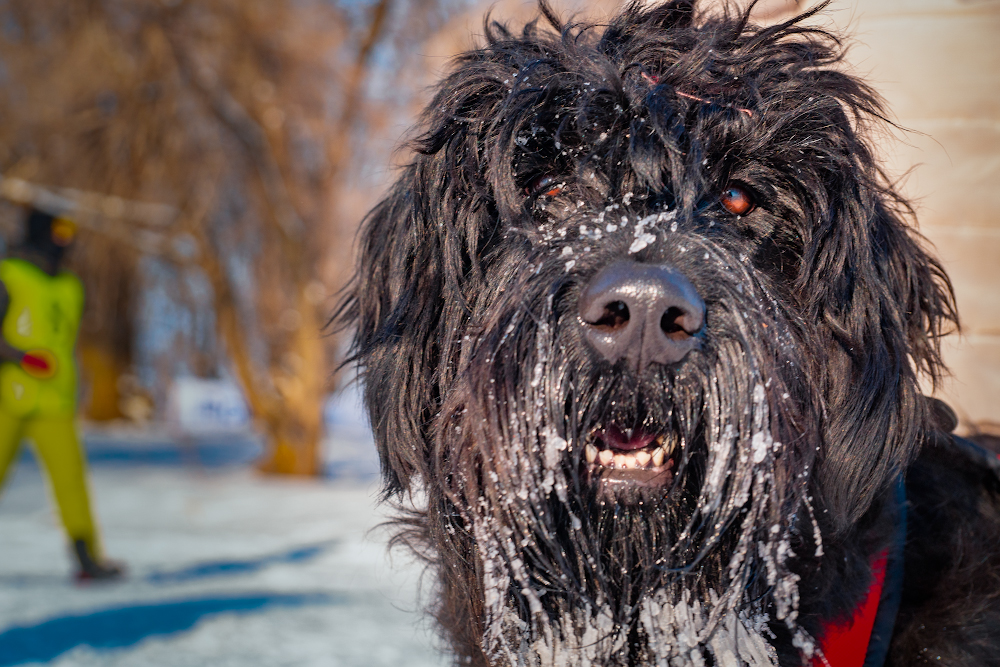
top-left (255, 287), bottom-right (327, 475)
top-left (202, 240), bottom-right (327, 475)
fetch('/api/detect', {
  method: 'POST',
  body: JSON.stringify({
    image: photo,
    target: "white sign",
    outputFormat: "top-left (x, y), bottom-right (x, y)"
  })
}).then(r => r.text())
top-left (166, 377), bottom-right (250, 432)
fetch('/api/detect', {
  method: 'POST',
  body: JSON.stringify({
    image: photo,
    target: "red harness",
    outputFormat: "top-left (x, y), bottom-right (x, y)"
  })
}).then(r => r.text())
top-left (812, 551), bottom-right (889, 667)
top-left (812, 475), bottom-right (907, 667)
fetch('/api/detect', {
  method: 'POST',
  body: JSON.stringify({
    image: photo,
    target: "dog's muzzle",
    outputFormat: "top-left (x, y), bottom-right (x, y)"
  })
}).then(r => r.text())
top-left (578, 260), bottom-right (705, 373)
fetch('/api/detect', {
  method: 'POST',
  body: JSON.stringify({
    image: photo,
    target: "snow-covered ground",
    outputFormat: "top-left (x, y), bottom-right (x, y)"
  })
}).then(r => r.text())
top-left (0, 446), bottom-right (447, 667)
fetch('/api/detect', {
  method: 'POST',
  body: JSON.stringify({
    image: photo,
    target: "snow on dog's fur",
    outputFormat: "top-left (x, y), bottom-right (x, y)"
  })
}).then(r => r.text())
top-left (338, 2), bottom-right (1000, 664)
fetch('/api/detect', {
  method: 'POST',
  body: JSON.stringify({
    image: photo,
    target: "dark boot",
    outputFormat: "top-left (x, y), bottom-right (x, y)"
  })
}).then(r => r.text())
top-left (73, 539), bottom-right (125, 581)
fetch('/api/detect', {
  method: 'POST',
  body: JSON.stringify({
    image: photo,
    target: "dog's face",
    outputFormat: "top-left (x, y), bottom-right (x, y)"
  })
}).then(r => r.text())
top-left (344, 2), bottom-right (955, 664)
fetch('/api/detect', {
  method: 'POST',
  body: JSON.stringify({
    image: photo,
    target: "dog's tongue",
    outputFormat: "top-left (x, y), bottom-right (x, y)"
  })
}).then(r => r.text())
top-left (602, 425), bottom-right (656, 451)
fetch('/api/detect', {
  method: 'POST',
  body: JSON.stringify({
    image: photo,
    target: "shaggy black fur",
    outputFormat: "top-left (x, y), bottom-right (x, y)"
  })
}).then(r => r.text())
top-left (338, 2), bottom-right (1000, 665)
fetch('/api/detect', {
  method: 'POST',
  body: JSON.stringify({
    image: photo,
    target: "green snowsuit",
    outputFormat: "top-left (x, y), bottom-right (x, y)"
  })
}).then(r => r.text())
top-left (0, 257), bottom-right (101, 557)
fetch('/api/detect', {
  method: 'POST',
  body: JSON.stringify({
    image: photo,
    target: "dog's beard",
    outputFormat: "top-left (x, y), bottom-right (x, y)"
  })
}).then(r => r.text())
top-left (436, 226), bottom-right (823, 666)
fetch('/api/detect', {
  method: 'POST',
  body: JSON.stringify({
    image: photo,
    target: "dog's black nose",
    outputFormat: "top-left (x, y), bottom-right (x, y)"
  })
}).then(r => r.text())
top-left (578, 261), bottom-right (704, 372)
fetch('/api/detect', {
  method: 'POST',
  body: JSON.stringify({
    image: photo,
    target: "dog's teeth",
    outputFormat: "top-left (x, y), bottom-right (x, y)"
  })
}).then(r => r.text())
top-left (598, 449), bottom-right (614, 466)
top-left (612, 453), bottom-right (626, 468)
top-left (660, 437), bottom-right (676, 457)
top-left (635, 450), bottom-right (652, 467)
top-left (652, 447), bottom-right (665, 467)
top-left (585, 444), bottom-right (598, 463)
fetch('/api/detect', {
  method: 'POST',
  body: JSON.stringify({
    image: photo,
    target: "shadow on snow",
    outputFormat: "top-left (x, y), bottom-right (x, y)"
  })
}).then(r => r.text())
top-left (0, 591), bottom-right (343, 666)
top-left (145, 540), bottom-right (339, 584)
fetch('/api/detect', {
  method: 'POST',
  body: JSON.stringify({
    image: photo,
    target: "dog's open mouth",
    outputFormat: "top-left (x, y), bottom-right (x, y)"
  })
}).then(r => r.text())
top-left (585, 424), bottom-right (676, 490)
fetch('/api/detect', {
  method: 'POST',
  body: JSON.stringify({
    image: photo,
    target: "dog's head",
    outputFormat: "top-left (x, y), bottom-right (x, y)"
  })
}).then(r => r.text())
top-left (341, 1), bottom-right (956, 663)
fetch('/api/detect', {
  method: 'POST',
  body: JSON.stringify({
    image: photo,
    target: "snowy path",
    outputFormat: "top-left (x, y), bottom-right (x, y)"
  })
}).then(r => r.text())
top-left (0, 461), bottom-right (447, 667)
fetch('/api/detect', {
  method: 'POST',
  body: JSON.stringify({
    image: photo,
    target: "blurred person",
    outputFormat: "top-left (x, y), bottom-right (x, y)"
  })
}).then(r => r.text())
top-left (0, 207), bottom-right (123, 580)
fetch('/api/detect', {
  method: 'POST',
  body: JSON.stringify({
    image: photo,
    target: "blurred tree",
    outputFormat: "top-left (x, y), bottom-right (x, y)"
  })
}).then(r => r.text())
top-left (0, 0), bottom-right (454, 474)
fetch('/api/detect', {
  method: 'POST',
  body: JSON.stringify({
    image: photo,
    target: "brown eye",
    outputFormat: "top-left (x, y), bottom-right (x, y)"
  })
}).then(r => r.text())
top-left (720, 185), bottom-right (755, 215)
top-left (527, 175), bottom-right (563, 198)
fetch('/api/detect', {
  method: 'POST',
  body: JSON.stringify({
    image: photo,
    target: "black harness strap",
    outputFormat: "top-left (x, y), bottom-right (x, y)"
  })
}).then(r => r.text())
top-left (862, 476), bottom-right (907, 667)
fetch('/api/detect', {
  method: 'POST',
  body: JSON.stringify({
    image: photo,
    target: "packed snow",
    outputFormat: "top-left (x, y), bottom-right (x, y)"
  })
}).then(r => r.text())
top-left (0, 433), bottom-right (446, 667)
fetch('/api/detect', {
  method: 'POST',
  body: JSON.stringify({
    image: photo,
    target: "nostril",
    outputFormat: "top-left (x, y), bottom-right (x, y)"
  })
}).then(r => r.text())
top-left (589, 301), bottom-right (630, 330)
top-left (660, 306), bottom-right (690, 339)
top-left (661, 306), bottom-right (704, 340)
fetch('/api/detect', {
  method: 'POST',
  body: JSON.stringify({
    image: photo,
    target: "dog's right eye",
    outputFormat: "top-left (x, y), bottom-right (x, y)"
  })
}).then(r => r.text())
top-left (720, 184), bottom-right (755, 216)
top-left (526, 175), bottom-right (564, 198)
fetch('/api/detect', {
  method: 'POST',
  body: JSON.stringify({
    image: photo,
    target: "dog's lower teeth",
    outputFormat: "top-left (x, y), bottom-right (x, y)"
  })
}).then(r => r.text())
top-left (588, 443), bottom-right (672, 470)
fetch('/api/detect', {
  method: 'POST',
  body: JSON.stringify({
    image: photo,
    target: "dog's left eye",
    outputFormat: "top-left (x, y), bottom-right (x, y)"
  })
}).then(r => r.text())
top-left (526, 175), bottom-right (564, 198)
top-left (720, 185), bottom-right (755, 215)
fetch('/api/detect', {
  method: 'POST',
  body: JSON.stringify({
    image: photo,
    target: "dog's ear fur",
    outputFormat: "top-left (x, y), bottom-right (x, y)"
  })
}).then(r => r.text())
top-left (796, 112), bottom-right (957, 534)
top-left (342, 67), bottom-right (515, 495)
top-left (341, 176), bottom-right (435, 495)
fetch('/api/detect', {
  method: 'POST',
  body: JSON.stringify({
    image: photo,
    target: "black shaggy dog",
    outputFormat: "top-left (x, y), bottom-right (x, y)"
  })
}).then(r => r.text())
top-left (339, 2), bottom-right (1000, 665)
